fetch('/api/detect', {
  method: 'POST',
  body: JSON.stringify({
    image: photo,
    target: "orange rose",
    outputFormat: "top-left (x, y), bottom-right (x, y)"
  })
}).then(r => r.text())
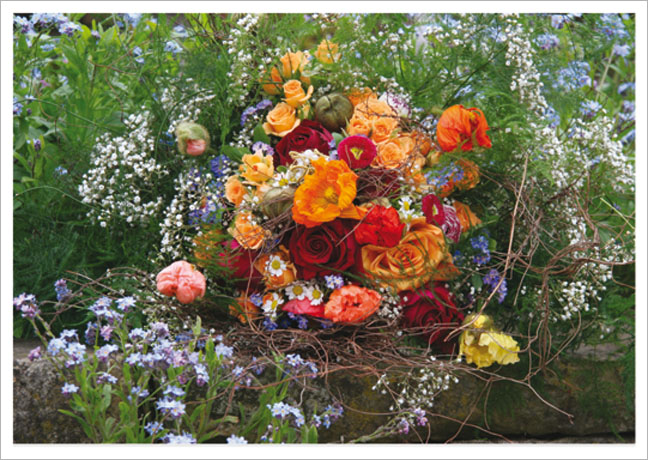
top-left (404, 130), bottom-right (433, 156)
top-left (280, 51), bottom-right (310, 85)
top-left (346, 115), bottom-right (372, 137)
top-left (453, 201), bottom-right (482, 233)
top-left (229, 211), bottom-right (268, 250)
top-left (371, 117), bottom-right (399, 144)
top-left (260, 67), bottom-right (283, 95)
top-left (347, 87), bottom-right (378, 107)
top-left (373, 136), bottom-right (415, 169)
top-left (361, 218), bottom-right (455, 292)
top-left (324, 285), bottom-right (382, 323)
top-left (253, 245), bottom-right (297, 289)
top-left (314, 39), bottom-right (340, 64)
top-left (225, 176), bottom-right (246, 206)
top-left (283, 79), bottom-right (314, 108)
top-left (355, 98), bottom-right (397, 121)
top-left (240, 151), bottom-right (274, 185)
top-left (230, 294), bottom-right (261, 324)
top-left (292, 157), bottom-right (362, 228)
top-left (437, 105), bottom-right (492, 152)
top-left (263, 102), bottom-right (301, 137)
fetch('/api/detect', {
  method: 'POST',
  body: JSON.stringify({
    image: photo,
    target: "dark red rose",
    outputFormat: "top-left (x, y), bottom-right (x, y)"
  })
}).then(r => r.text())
top-left (288, 219), bottom-right (358, 280)
top-left (441, 204), bottom-right (461, 243)
top-left (218, 239), bottom-right (263, 290)
top-left (401, 284), bottom-right (465, 354)
top-left (355, 205), bottom-right (404, 248)
top-left (338, 135), bottom-right (377, 169)
top-left (274, 119), bottom-right (334, 166)
top-left (422, 194), bottom-right (445, 226)
top-left (355, 168), bottom-right (401, 200)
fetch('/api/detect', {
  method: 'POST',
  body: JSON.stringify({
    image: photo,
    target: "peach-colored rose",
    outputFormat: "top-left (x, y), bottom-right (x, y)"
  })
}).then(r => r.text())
top-left (453, 201), bottom-right (482, 233)
top-left (156, 261), bottom-right (206, 304)
top-left (346, 115), bottom-right (372, 137)
top-left (260, 67), bottom-right (283, 95)
top-left (283, 79), bottom-right (314, 108)
top-left (225, 176), bottom-right (246, 207)
top-left (373, 136), bottom-right (415, 169)
top-left (253, 245), bottom-right (297, 289)
top-left (280, 51), bottom-right (310, 85)
top-left (229, 211), bottom-right (268, 250)
top-left (347, 87), bottom-right (378, 107)
top-left (324, 285), bottom-right (382, 323)
top-left (263, 102), bottom-right (301, 137)
top-left (355, 98), bottom-right (397, 121)
top-left (314, 39), bottom-right (340, 64)
top-left (240, 151), bottom-right (274, 185)
top-left (361, 218), bottom-right (455, 292)
top-left (370, 117), bottom-right (399, 144)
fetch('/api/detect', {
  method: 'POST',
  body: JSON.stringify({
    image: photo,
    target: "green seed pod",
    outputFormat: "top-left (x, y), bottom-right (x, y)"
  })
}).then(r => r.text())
top-left (260, 186), bottom-right (296, 219)
top-left (314, 93), bottom-right (354, 133)
top-left (176, 122), bottom-right (210, 156)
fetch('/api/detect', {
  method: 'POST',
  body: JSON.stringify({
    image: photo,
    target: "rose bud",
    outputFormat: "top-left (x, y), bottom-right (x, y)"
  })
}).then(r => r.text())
top-left (314, 93), bottom-right (354, 133)
top-left (175, 122), bottom-right (210, 156)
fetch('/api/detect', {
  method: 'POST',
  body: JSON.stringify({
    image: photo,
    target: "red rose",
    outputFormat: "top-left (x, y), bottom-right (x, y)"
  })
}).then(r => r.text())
top-left (355, 205), bottom-right (404, 248)
top-left (288, 219), bottom-right (358, 280)
top-left (422, 194), bottom-right (445, 226)
top-left (274, 119), bottom-right (334, 166)
top-left (218, 239), bottom-right (263, 290)
top-left (355, 168), bottom-right (401, 200)
top-left (401, 284), bottom-right (465, 354)
top-left (337, 135), bottom-right (377, 169)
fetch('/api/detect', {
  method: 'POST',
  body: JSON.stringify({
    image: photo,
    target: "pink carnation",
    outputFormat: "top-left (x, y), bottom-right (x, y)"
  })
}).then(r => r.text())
top-left (156, 261), bottom-right (206, 304)
top-left (441, 205), bottom-right (462, 243)
top-left (283, 298), bottom-right (325, 318)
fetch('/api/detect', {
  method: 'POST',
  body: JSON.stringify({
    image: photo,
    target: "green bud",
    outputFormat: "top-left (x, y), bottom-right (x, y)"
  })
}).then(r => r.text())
top-left (314, 93), bottom-right (354, 133)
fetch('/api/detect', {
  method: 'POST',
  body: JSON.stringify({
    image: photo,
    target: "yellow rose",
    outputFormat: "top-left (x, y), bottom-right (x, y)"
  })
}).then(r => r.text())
top-left (373, 136), bottom-right (415, 170)
top-left (263, 102), bottom-right (301, 137)
top-left (229, 211), bottom-right (268, 250)
top-left (314, 39), bottom-right (340, 64)
top-left (283, 79), bottom-right (314, 108)
top-left (347, 87), bottom-right (378, 107)
top-left (224, 175), bottom-right (246, 206)
top-left (279, 51), bottom-right (310, 85)
top-left (346, 114), bottom-right (372, 137)
top-left (239, 151), bottom-right (274, 185)
top-left (355, 98), bottom-right (397, 121)
top-left (360, 218), bottom-right (455, 292)
top-left (260, 67), bottom-right (283, 95)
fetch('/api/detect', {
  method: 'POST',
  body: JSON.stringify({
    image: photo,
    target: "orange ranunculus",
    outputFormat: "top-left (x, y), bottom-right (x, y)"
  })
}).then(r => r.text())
top-left (230, 294), bottom-right (261, 324)
top-left (324, 285), bottom-right (382, 323)
top-left (283, 79), bottom-right (314, 108)
top-left (292, 157), bottom-right (361, 228)
top-left (263, 102), bottom-right (301, 137)
top-left (314, 39), bottom-right (340, 64)
top-left (347, 87), bottom-right (377, 107)
top-left (253, 245), bottom-right (297, 289)
top-left (453, 200), bottom-right (482, 233)
top-left (455, 158), bottom-right (480, 191)
top-left (260, 67), bottom-right (283, 95)
top-left (240, 151), bottom-right (274, 185)
top-left (346, 115), bottom-right (372, 137)
top-left (225, 176), bottom-right (246, 206)
top-left (436, 105), bottom-right (492, 152)
top-left (371, 117), bottom-right (399, 144)
top-left (279, 51), bottom-right (310, 85)
top-left (373, 136), bottom-right (415, 170)
top-left (193, 228), bottom-right (225, 266)
top-left (361, 218), bottom-right (453, 292)
top-left (229, 211), bottom-right (268, 250)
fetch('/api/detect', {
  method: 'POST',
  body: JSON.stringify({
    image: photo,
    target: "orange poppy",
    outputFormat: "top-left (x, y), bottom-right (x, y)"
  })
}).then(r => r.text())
top-left (437, 105), bottom-right (492, 152)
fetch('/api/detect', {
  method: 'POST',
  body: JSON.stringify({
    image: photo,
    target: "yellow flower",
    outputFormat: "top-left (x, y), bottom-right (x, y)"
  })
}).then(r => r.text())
top-left (459, 314), bottom-right (520, 368)
top-left (239, 151), bottom-right (274, 185)
top-left (314, 39), bottom-right (340, 64)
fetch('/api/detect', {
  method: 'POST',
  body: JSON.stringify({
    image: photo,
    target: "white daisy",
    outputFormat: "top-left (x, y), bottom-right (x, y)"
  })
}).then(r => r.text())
top-left (262, 292), bottom-right (284, 319)
top-left (265, 255), bottom-right (287, 277)
top-left (285, 282), bottom-right (309, 301)
top-left (308, 284), bottom-right (325, 306)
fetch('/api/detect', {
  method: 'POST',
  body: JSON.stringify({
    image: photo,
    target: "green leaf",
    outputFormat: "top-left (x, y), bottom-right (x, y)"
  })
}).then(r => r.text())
top-left (190, 403), bottom-right (206, 424)
top-left (332, 132), bottom-right (344, 147)
top-left (59, 409), bottom-right (94, 439)
top-left (253, 124), bottom-right (271, 144)
top-left (221, 145), bottom-right (249, 162)
top-left (100, 384), bottom-right (112, 411)
top-left (307, 425), bottom-right (319, 443)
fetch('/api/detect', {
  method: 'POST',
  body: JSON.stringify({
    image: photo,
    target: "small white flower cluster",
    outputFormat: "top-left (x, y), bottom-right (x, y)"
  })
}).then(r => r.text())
top-left (376, 287), bottom-right (403, 320)
top-left (78, 112), bottom-right (168, 227)
top-left (223, 14), bottom-right (261, 106)
top-left (372, 357), bottom-right (459, 411)
top-left (159, 82), bottom-right (216, 135)
top-left (157, 168), bottom-right (216, 262)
